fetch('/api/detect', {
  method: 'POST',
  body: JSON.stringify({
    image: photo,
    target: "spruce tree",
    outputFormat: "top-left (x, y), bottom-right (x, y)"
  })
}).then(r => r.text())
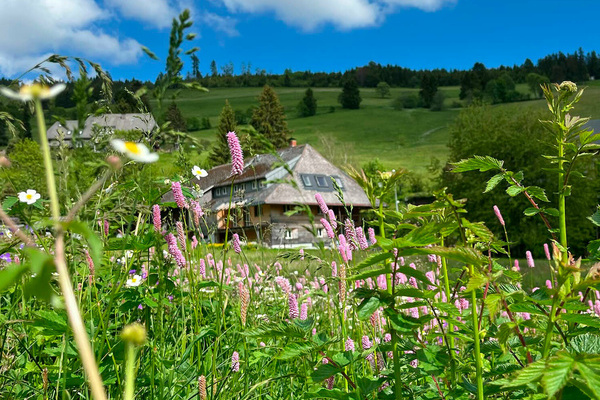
top-left (209, 100), bottom-right (237, 166)
top-left (251, 85), bottom-right (290, 149)
top-left (165, 102), bottom-right (187, 132)
top-left (338, 78), bottom-right (361, 109)
top-left (298, 88), bottom-right (317, 117)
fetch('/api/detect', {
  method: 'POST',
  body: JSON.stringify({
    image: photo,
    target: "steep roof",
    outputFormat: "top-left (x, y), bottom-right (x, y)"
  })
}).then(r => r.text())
top-left (164, 144), bottom-right (371, 209)
top-left (47, 113), bottom-right (156, 141)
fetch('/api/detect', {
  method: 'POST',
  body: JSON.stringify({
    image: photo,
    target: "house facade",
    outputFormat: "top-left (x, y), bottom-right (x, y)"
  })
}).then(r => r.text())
top-left (46, 113), bottom-right (157, 149)
top-left (169, 143), bottom-right (371, 248)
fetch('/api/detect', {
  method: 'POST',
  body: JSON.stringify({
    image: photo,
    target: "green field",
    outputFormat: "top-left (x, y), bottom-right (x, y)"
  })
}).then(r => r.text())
top-left (154, 82), bottom-right (600, 176)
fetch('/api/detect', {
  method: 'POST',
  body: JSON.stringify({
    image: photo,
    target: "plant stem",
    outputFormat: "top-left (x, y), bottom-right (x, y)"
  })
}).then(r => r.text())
top-left (35, 99), bottom-right (107, 400)
top-left (123, 343), bottom-right (136, 400)
top-left (470, 266), bottom-right (485, 400)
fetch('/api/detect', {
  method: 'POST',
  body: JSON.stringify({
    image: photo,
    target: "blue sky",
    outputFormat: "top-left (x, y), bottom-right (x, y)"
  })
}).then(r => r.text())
top-left (0, 0), bottom-right (598, 81)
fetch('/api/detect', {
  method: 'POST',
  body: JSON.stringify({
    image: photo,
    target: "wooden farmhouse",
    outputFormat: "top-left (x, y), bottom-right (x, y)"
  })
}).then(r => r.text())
top-left (167, 143), bottom-right (371, 248)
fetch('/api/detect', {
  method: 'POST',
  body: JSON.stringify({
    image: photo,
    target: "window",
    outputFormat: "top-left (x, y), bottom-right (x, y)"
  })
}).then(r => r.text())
top-left (315, 175), bottom-right (328, 187)
top-left (259, 180), bottom-right (266, 188)
top-left (283, 204), bottom-right (294, 213)
top-left (215, 188), bottom-right (220, 196)
top-left (251, 180), bottom-right (258, 190)
top-left (301, 175), bottom-right (312, 187)
top-left (244, 208), bottom-right (251, 226)
top-left (285, 228), bottom-right (298, 240)
top-left (317, 228), bottom-right (324, 238)
top-left (331, 176), bottom-right (344, 189)
top-left (254, 205), bottom-right (263, 217)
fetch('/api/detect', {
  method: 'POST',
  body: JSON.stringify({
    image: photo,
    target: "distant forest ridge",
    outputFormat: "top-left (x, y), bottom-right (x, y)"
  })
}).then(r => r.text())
top-left (1, 48), bottom-right (598, 108)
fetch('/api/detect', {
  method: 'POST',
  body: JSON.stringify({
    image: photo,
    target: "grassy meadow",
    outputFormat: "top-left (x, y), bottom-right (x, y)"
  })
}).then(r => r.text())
top-left (155, 82), bottom-right (600, 178)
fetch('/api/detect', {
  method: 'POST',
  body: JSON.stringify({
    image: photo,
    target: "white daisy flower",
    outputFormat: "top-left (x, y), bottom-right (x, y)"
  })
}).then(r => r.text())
top-left (18, 189), bottom-right (41, 205)
top-left (110, 139), bottom-right (158, 163)
top-left (192, 166), bottom-right (208, 178)
top-left (0, 83), bottom-right (66, 102)
top-left (126, 274), bottom-right (143, 287)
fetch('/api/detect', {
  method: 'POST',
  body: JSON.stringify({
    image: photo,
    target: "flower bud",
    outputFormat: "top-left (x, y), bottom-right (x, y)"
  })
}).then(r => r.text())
top-left (121, 323), bottom-right (147, 346)
top-left (0, 156), bottom-right (10, 168)
top-left (106, 155), bottom-right (122, 169)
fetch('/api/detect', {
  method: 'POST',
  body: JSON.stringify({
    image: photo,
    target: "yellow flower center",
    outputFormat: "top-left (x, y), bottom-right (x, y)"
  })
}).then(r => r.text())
top-left (20, 83), bottom-right (49, 98)
top-left (26, 194), bottom-right (32, 199)
top-left (124, 142), bottom-right (141, 155)
top-left (132, 277), bottom-right (137, 283)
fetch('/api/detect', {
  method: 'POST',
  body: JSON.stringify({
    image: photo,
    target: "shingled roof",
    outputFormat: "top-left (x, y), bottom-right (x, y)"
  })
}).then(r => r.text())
top-left (165, 144), bottom-right (371, 209)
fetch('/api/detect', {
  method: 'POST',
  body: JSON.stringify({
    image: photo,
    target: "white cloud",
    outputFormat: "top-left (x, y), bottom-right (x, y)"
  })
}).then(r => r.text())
top-left (104, 0), bottom-right (179, 29)
top-left (0, 0), bottom-right (142, 77)
top-left (219, 0), bottom-right (455, 30)
top-left (202, 12), bottom-right (240, 37)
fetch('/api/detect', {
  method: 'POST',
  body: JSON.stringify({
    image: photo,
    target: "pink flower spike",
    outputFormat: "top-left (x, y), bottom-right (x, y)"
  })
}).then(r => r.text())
top-left (171, 181), bottom-right (187, 209)
top-left (526, 251), bottom-right (535, 268)
top-left (232, 233), bottom-right (241, 254)
top-left (315, 193), bottom-right (329, 215)
top-left (321, 218), bottom-right (335, 239)
top-left (493, 205), bottom-right (505, 226)
top-left (227, 131), bottom-right (244, 175)
top-left (231, 351), bottom-right (240, 372)
top-left (368, 227), bottom-right (376, 245)
top-left (152, 204), bottom-right (161, 232)
top-left (544, 243), bottom-right (551, 261)
top-left (345, 337), bottom-right (355, 351)
top-left (288, 293), bottom-right (299, 319)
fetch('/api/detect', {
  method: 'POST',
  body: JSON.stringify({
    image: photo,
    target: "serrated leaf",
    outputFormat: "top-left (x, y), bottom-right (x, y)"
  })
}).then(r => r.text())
top-left (311, 363), bottom-right (341, 383)
top-left (484, 173), bottom-right (505, 193)
top-left (589, 208), bottom-right (600, 227)
top-left (2, 196), bottom-right (18, 211)
top-left (577, 357), bottom-right (600, 399)
top-left (560, 314), bottom-right (600, 328)
top-left (0, 262), bottom-right (27, 292)
top-left (353, 252), bottom-right (392, 271)
top-left (451, 156), bottom-right (504, 173)
top-left (524, 207), bottom-right (541, 216)
top-left (506, 185), bottom-right (526, 197)
top-left (528, 186), bottom-right (550, 202)
top-left (542, 352), bottom-right (575, 399)
top-left (502, 359), bottom-right (545, 388)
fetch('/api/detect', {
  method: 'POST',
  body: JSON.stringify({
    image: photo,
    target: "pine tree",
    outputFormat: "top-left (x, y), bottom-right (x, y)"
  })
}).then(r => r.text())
top-left (251, 85), bottom-right (290, 149)
top-left (165, 102), bottom-right (187, 132)
top-left (338, 78), bottom-right (361, 109)
top-left (298, 88), bottom-right (317, 117)
top-left (209, 100), bottom-right (237, 166)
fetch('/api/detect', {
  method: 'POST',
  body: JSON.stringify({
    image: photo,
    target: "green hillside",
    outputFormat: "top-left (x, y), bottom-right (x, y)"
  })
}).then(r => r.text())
top-left (152, 82), bottom-right (600, 176)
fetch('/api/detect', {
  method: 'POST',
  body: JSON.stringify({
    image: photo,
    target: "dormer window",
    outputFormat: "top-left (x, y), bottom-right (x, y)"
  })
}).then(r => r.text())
top-left (331, 176), bottom-right (344, 189)
top-left (315, 175), bottom-right (328, 187)
top-left (301, 175), bottom-right (312, 187)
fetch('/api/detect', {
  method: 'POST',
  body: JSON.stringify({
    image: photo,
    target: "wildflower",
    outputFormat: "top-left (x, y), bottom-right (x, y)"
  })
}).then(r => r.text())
top-left (18, 189), bottom-right (41, 205)
top-left (171, 181), bottom-right (187, 209)
top-left (198, 376), bottom-right (207, 400)
top-left (191, 200), bottom-right (204, 226)
top-left (0, 82), bottom-right (66, 102)
top-left (232, 233), bottom-right (241, 254)
top-left (339, 263), bottom-right (347, 304)
top-left (191, 235), bottom-right (198, 249)
top-left (176, 222), bottom-right (186, 251)
top-left (152, 204), bottom-right (161, 232)
top-left (239, 282), bottom-right (250, 326)
top-left (323, 358), bottom-right (335, 389)
top-left (0, 253), bottom-right (11, 263)
top-left (227, 131), bottom-right (244, 175)
top-left (544, 243), bottom-right (551, 260)
top-left (110, 139), bottom-right (158, 163)
top-left (126, 274), bottom-right (143, 287)
top-left (328, 209), bottom-right (337, 229)
top-left (300, 302), bottom-right (308, 320)
top-left (526, 251), bottom-right (535, 268)
top-left (288, 293), bottom-right (299, 319)
top-left (315, 193), bottom-right (329, 214)
top-left (192, 165), bottom-right (208, 178)
top-left (321, 218), bottom-right (335, 239)
top-left (493, 205), bottom-right (505, 226)
top-left (368, 227), bottom-right (376, 245)
top-left (559, 81), bottom-right (577, 93)
top-left (165, 233), bottom-right (186, 268)
top-left (104, 220), bottom-right (109, 236)
top-left (0, 156), bottom-right (10, 168)
top-left (344, 219), bottom-right (358, 250)
top-left (231, 351), bottom-right (240, 372)
top-left (345, 337), bottom-right (355, 351)
top-left (85, 249), bottom-right (95, 284)
top-left (121, 322), bottom-right (147, 346)
top-left (355, 227), bottom-right (368, 250)
top-left (299, 248), bottom-right (304, 260)
top-left (331, 261), bottom-right (337, 277)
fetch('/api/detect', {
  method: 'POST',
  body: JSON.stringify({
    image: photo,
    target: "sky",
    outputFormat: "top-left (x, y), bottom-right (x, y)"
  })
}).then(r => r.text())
top-left (0, 0), bottom-right (598, 81)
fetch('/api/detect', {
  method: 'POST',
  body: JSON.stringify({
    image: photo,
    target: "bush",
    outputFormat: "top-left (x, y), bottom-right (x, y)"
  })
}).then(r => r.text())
top-left (2, 139), bottom-right (46, 196)
top-left (187, 117), bottom-right (201, 131)
top-left (200, 117), bottom-right (211, 130)
top-left (338, 78), bottom-right (361, 109)
top-left (394, 93), bottom-right (421, 109)
top-left (430, 91), bottom-right (445, 111)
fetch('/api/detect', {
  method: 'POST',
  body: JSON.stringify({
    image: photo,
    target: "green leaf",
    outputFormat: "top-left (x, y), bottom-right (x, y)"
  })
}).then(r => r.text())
top-left (2, 196), bottom-right (18, 211)
top-left (0, 262), bottom-right (27, 292)
top-left (277, 342), bottom-right (322, 360)
top-left (506, 185), bottom-right (526, 197)
top-left (32, 310), bottom-right (69, 336)
top-left (305, 388), bottom-right (359, 399)
top-left (560, 314), bottom-right (600, 328)
top-left (357, 296), bottom-right (380, 320)
top-left (311, 363), bottom-right (341, 383)
top-left (528, 186), bottom-right (550, 202)
top-left (577, 356), bottom-right (600, 399)
top-left (502, 360), bottom-right (545, 388)
top-left (451, 156), bottom-right (504, 173)
top-left (569, 334), bottom-right (600, 354)
top-left (484, 173), bottom-right (505, 193)
top-left (244, 322), bottom-right (306, 339)
top-left (352, 252), bottom-right (392, 271)
top-left (65, 221), bottom-right (103, 273)
top-left (524, 207), bottom-right (541, 216)
top-left (465, 272), bottom-right (488, 292)
top-left (542, 352), bottom-right (575, 399)
top-left (22, 248), bottom-right (55, 302)
top-left (588, 208), bottom-right (600, 227)
top-left (141, 46), bottom-right (159, 60)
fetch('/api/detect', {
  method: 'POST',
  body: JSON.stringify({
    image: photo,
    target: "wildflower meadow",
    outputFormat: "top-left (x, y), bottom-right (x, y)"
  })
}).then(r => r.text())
top-left (2, 10), bottom-right (600, 400)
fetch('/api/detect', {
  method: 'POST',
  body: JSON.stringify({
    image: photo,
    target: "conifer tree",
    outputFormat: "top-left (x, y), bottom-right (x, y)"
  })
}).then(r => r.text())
top-left (338, 78), bottom-right (361, 109)
top-left (251, 85), bottom-right (290, 149)
top-left (165, 102), bottom-right (187, 132)
top-left (209, 100), bottom-right (237, 165)
top-left (298, 88), bottom-right (317, 117)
